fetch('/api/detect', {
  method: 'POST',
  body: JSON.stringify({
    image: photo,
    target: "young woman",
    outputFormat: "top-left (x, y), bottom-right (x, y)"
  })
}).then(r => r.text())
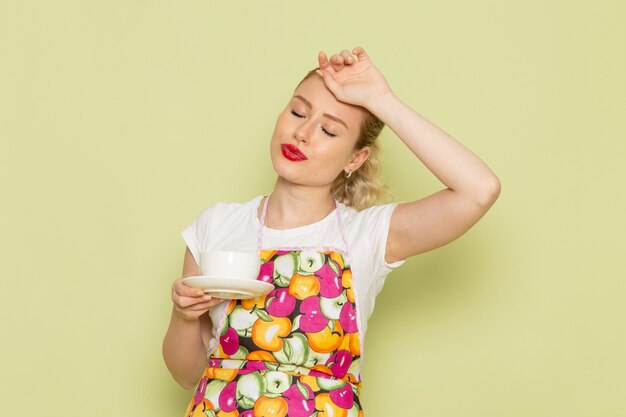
top-left (163, 46), bottom-right (501, 416)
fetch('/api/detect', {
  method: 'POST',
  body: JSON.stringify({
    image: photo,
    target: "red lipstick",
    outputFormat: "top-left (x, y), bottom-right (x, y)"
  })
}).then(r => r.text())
top-left (281, 144), bottom-right (308, 161)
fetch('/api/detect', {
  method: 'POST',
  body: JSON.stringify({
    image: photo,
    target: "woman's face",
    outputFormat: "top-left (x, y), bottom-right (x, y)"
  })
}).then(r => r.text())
top-left (270, 75), bottom-right (366, 187)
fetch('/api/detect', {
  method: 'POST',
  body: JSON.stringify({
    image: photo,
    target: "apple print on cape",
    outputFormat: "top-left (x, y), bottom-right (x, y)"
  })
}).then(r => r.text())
top-left (228, 250), bottom-right (361, 378)
top-left (185, 249), bottom-right (365, 416)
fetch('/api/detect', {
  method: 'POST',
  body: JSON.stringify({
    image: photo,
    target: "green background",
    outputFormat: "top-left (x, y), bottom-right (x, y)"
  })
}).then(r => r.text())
top-left (1, 1), bottom-right (624, 415)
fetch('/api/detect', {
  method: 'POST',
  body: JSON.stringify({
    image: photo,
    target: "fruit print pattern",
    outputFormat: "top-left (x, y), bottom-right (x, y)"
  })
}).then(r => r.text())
top-left (185, 368), bottom-right (364, 417)
top-left (184, 249), bottom-right (365, 417)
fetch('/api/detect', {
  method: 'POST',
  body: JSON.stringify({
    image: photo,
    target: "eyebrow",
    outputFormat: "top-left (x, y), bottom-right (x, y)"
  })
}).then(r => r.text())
top-left (293, 95), bottom-right (349, 130)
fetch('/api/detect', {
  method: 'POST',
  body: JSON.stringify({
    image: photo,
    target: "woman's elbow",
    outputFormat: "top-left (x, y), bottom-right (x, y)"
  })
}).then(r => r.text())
top-left (477, 175), bottom-right (501, 208)
top-left (179, 379), bottom-right (197, 390)
top-left (174, 372), bottom-right (201, 390)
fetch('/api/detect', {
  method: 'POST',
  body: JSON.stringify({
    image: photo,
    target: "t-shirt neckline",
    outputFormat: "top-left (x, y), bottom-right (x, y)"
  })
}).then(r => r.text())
top-left (253, 194), bottom-right (339, 235)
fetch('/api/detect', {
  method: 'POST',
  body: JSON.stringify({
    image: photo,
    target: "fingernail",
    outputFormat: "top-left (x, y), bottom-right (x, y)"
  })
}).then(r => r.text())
top-left (316, 69), bottom-right (323, 77)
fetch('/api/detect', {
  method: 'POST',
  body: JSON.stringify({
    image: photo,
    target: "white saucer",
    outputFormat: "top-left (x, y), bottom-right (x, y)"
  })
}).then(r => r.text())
top-left (183, 276), bottom-right (274, 300)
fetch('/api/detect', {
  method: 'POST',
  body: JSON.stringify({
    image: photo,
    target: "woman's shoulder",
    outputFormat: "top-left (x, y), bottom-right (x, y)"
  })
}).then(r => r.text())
top-left (198, 194), bottom-right (263, 212)
top-left (215, 194), bottom-right (264, 210)
top-left (338, 200), bottom-right (400, 225)
top-left (188, 195), bottom-right (263, 223)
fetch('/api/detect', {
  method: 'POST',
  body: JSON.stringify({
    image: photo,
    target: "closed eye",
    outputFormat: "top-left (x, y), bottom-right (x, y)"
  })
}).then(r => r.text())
top-left (290, 110), bottom-right (337, 137)
top-left (322, 129), bottom-right (337, 137)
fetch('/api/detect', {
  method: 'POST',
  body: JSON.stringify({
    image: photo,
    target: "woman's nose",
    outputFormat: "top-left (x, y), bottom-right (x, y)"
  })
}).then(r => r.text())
top-left (294, 123), bottom-right (311, 143)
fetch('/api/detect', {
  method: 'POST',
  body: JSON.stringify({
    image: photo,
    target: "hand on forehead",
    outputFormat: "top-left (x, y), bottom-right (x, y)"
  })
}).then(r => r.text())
top-left (294, 76), bottom-right (364, 132)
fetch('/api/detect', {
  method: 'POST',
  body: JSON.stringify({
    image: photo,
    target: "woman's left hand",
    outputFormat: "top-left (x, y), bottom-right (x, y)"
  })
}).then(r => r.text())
top-left (317, 46), bottom-right (394, 111)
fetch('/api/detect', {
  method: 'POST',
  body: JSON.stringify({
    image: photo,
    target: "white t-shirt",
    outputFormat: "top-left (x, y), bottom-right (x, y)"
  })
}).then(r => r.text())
top-left (180, 195), bottom-right (406, 365)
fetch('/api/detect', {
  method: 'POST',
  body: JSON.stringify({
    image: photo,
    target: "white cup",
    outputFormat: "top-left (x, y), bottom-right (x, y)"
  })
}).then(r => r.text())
top-left (200, 251), bottom-right (261, 280)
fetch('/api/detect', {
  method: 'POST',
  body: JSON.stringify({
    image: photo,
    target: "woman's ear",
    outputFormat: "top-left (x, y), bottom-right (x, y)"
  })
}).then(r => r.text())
top-left (346, 146), bottom-right (371, 172)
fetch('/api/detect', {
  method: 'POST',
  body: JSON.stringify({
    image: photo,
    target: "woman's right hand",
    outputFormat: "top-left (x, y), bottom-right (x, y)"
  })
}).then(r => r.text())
top-left (171, 277), bottom-right (227, 321)
top-left (316, 47), bottom-right (394, 112)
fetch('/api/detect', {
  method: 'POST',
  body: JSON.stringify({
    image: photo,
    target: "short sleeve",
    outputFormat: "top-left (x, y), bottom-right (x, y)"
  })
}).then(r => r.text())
top-left (180, 205), bottom-right (216, 267)
top-left (359, 203), bottom-right (406, 276)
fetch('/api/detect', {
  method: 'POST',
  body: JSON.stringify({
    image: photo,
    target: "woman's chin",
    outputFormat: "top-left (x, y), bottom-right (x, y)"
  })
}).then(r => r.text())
top-left (271, 158), bottom-right (337, 187)
top-left (274, 171), bottom-right (304, 185)
top-left (271, 158), bottom-right (300, 179)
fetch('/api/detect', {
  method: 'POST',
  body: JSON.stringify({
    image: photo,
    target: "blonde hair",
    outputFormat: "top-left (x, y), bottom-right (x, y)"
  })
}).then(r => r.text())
top-left (296, 69), bottom-right (390, 210)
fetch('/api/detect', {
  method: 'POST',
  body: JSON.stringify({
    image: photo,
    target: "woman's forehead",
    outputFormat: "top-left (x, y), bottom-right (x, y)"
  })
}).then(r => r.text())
top-left (293, 77), bottom-right (363, 122)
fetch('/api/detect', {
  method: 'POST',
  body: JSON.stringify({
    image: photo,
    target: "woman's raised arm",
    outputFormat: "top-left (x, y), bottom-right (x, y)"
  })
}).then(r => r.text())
top-left (370, 92), bottom-right (501, 263)
top-left (317, 47), bottom-right (501, 263)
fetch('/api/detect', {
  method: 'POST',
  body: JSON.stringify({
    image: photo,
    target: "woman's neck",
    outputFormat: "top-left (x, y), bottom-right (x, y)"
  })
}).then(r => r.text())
top-left (259, 177), bottom-right (336, 230)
